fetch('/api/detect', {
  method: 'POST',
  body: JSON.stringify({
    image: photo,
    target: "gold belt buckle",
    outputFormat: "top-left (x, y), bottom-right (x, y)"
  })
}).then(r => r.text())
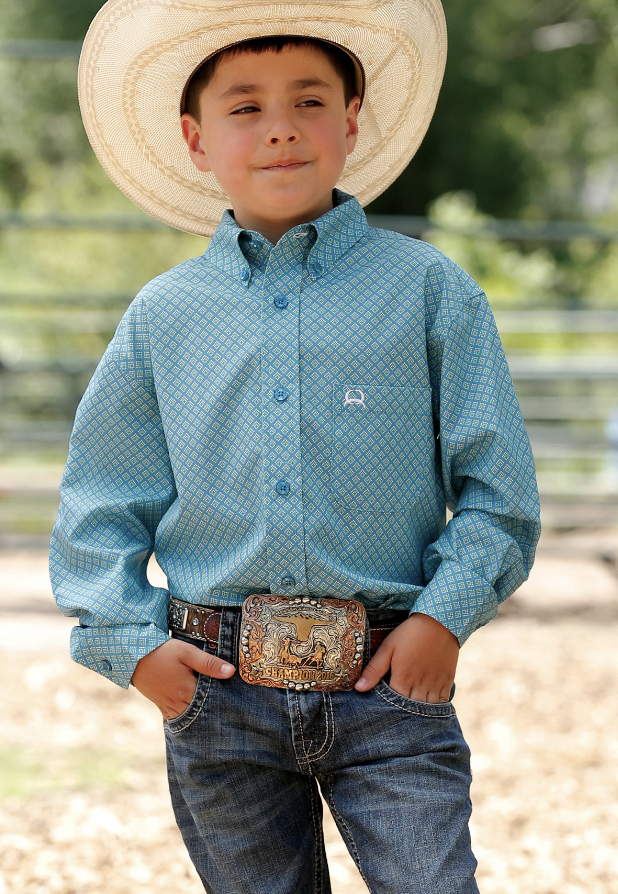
top-left (238, 594), bottom-right (367, 691)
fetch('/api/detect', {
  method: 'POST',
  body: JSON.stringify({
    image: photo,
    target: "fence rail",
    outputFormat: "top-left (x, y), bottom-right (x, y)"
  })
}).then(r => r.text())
top-left (4, 307), bottom-right (618, 334)
top-left (1, 39), bottom-right (615, 535)
top-left (1, 212), bottom-right (616, 533)
top-left (3, 209), bottom-right (618, 244)
top-left (494, 311), bottom-right (618, 333)
top-left (0, 39), bottom-right (83, 58)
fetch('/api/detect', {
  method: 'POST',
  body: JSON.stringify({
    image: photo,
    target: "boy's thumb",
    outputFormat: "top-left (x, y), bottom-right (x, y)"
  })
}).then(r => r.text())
top-left (181, 645), bottom-right (235, 679)
top-left (355, 646), bottom-right (391, 692)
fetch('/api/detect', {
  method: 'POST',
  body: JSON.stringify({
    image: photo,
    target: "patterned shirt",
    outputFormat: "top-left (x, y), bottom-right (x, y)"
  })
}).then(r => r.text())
top-left (50, 190), bottom-right (541, 688)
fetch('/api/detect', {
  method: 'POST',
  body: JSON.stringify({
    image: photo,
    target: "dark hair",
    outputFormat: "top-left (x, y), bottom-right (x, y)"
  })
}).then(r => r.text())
top-left (182, 35), bottom-right (358, 121)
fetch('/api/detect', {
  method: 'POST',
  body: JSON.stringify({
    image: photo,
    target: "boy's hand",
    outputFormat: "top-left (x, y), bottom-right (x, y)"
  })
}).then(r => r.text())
top-left (131, 639), bottom-right (235, 719)
top-left (355, 613), bottom-right (459, 703)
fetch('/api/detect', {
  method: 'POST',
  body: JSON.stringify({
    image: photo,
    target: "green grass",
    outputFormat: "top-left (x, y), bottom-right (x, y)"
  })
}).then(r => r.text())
top-left (0, 746), bottom-right (132, 798)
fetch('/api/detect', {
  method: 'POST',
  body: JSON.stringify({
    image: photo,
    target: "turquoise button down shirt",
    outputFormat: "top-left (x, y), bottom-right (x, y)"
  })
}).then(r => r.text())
top-left (50, 190), bottom-right (541, 688)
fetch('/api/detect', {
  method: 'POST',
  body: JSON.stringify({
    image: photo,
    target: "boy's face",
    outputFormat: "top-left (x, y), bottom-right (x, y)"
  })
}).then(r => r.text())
top-left (181, 45), bottom-right (360, 241)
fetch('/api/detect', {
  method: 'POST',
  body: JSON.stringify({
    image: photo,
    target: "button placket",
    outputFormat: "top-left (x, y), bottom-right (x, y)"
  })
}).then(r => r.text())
top-left (260, 238), bottom-right (309, 595)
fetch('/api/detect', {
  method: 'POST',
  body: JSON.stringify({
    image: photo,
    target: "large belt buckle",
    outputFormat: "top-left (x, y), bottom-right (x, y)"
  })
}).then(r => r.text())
top-left (239, 594), bottom-right (366, 691)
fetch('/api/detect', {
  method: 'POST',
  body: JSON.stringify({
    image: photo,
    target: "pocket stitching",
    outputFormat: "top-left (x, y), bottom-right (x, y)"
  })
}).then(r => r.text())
top-left (164, 674), bottom-right (212, 733)
top-left (330, 383), bottom-right (433, 513)
top-left (375, 680), bottom-right (455, 717)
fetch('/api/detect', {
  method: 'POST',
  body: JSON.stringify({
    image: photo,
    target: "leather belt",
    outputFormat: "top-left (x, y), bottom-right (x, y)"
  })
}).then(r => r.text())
top-left (168, 596), bottom-right (408, 660)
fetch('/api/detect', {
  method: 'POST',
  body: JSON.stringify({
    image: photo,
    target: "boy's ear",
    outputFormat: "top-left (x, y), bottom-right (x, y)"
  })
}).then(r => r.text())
top-left (181, 114), bottom-right (212, 173)
top-left (345, 95), bottom-right (361, 157)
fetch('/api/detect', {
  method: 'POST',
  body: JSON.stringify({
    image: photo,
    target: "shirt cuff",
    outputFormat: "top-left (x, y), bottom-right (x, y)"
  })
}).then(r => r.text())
top-left (69, 622), bottom-right (171, 688)
top-left (412, 559), bottom-right (499, 645)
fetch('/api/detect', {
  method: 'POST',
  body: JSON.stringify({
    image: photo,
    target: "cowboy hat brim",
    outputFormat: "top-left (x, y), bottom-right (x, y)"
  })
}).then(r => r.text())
top-left (79, 0), bottom-right (447, 236)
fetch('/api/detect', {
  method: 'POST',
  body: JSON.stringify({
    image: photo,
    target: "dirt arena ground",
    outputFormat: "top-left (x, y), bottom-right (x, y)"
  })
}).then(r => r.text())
top-left (1, 528), bottom-right (617, 894)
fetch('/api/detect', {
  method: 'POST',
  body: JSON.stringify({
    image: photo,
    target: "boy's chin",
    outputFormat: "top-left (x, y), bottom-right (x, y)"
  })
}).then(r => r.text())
top-left (239, 188), bottom-right (335, 220)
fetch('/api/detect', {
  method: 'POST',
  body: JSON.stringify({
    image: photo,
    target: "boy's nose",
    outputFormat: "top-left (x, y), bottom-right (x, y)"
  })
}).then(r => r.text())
top-left (265, 114), bottom-right (300, 145)
top-left (269, 133), bottom-right (299, 145)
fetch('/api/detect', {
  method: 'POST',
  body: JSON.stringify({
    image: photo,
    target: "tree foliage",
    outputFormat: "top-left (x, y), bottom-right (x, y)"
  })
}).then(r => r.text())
top-left (1, 0), bottom-right (618, 220)
top-left (374, 0), bottom-right (618, 218)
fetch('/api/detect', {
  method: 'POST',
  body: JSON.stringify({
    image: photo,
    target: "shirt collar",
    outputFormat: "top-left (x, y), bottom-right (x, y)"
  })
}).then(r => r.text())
top-left (204, 189), bottom-right (369, 284)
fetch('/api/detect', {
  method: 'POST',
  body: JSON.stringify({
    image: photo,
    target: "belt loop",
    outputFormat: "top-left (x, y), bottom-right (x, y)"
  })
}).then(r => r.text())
top-left (218, 608), bottom-right (238, 665)
top-left (232, 610), bottom-right (241, 665)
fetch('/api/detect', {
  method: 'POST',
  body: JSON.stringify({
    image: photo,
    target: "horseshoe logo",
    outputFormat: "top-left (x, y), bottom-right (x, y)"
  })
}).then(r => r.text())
top-left (343, 389), bottom-right (366, 409)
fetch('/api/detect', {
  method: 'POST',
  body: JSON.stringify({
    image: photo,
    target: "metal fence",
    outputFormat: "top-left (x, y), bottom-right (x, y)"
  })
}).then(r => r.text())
top-left (0, 37), bottom-right (616, 536)
top-left (1, 212), bottom-right (617, 543)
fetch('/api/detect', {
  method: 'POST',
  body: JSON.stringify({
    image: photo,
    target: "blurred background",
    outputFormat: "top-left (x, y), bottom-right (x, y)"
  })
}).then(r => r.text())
top-left (0, 2), bottom-right (617, 893)
top-left (1, 0), bottom-right (618, 538)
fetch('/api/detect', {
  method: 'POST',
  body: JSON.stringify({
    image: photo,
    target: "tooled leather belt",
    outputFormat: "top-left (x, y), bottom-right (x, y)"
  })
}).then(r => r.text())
top-left (168, 596), bottom-right (408, 659)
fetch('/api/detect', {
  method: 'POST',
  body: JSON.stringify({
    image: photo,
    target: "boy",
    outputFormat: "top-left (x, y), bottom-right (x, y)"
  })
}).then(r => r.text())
top-left (51, 2), bottom-right (541, 892)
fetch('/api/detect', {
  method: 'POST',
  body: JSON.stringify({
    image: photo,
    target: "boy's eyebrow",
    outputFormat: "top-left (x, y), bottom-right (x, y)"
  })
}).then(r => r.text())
top-left (218, 77), bottom-right (334, 101)
top-left (291, 78), bottom-right (333, 91)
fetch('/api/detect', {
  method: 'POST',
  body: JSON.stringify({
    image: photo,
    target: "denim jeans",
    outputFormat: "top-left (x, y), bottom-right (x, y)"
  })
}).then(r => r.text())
top-left (164, 608), bottom-right (479, 894)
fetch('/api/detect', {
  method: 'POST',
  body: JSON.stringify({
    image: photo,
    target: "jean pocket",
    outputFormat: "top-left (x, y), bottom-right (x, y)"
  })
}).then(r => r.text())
top-left (164, 672), bottom-right (212, 734)
top-left (330, 383), bottom-right (435, 513)
top-left (374, 679), bottom-right (456, 717)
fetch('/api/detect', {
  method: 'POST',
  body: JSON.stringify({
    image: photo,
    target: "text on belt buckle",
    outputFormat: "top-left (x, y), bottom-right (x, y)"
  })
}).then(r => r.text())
top-left (239, 594), bottom-right (366, 692)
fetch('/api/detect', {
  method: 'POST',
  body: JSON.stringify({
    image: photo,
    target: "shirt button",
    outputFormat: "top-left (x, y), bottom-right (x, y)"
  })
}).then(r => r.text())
top-left (274, 296), bottom-right (289, 309)
top-left (101, 659), bottom-right (112, 673)
top-left (280, 575), bottom-right (296, 588)
top-left (273, 387), bottom-right (290, 402)
top-left (275, 480), bottom-right (291, 496)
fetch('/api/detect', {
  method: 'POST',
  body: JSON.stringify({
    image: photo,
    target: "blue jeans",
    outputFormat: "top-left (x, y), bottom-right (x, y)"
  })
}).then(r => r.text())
top-left (164, 609), bottom-right (479, 894)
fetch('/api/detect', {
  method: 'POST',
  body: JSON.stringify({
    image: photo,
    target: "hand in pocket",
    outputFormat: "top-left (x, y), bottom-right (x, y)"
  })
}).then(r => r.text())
top-left (132, 639), bottom-right (235, 719)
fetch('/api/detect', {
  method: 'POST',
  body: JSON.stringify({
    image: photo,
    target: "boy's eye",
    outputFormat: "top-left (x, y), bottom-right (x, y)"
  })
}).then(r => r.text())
top-left (229, 99), bottom-right (323, 115)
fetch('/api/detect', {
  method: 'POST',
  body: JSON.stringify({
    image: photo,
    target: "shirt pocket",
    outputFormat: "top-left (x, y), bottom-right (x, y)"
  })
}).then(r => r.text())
top-left (330, 383), bottom-right (435, 513)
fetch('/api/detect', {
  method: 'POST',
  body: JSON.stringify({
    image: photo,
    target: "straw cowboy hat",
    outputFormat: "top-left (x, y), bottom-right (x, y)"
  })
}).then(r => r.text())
top-left (78, 0), bottom-right (447, 236)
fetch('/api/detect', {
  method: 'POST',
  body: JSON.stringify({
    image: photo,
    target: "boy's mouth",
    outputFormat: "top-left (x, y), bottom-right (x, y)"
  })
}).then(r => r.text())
top-left (262, 159), bottom-right (308, 172)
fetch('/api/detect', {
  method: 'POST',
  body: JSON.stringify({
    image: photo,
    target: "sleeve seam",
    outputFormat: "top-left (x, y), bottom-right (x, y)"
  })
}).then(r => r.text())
top-left (107, 349), bottom-right (155, 393)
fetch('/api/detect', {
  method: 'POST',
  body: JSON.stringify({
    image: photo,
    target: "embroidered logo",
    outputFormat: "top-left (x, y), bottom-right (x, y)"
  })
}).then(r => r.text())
top-left (344, 388), bottom-right (366, 409)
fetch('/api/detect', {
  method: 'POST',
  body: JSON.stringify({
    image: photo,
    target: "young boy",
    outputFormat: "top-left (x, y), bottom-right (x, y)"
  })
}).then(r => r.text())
top-left (51, 2), bottom-right (541, 892)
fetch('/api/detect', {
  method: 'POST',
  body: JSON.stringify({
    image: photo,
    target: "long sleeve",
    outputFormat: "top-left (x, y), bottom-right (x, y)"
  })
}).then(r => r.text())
top-left (413, 259), bottom-right (541, 644)
top-left (49, 198), bottom-right (543, 680)
top-left (49, 294), bottom-right (177, 688)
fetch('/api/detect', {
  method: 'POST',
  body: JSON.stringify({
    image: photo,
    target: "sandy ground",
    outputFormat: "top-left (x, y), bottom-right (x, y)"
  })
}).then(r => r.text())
top-left (1, 529), bottom-right (618, 894)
